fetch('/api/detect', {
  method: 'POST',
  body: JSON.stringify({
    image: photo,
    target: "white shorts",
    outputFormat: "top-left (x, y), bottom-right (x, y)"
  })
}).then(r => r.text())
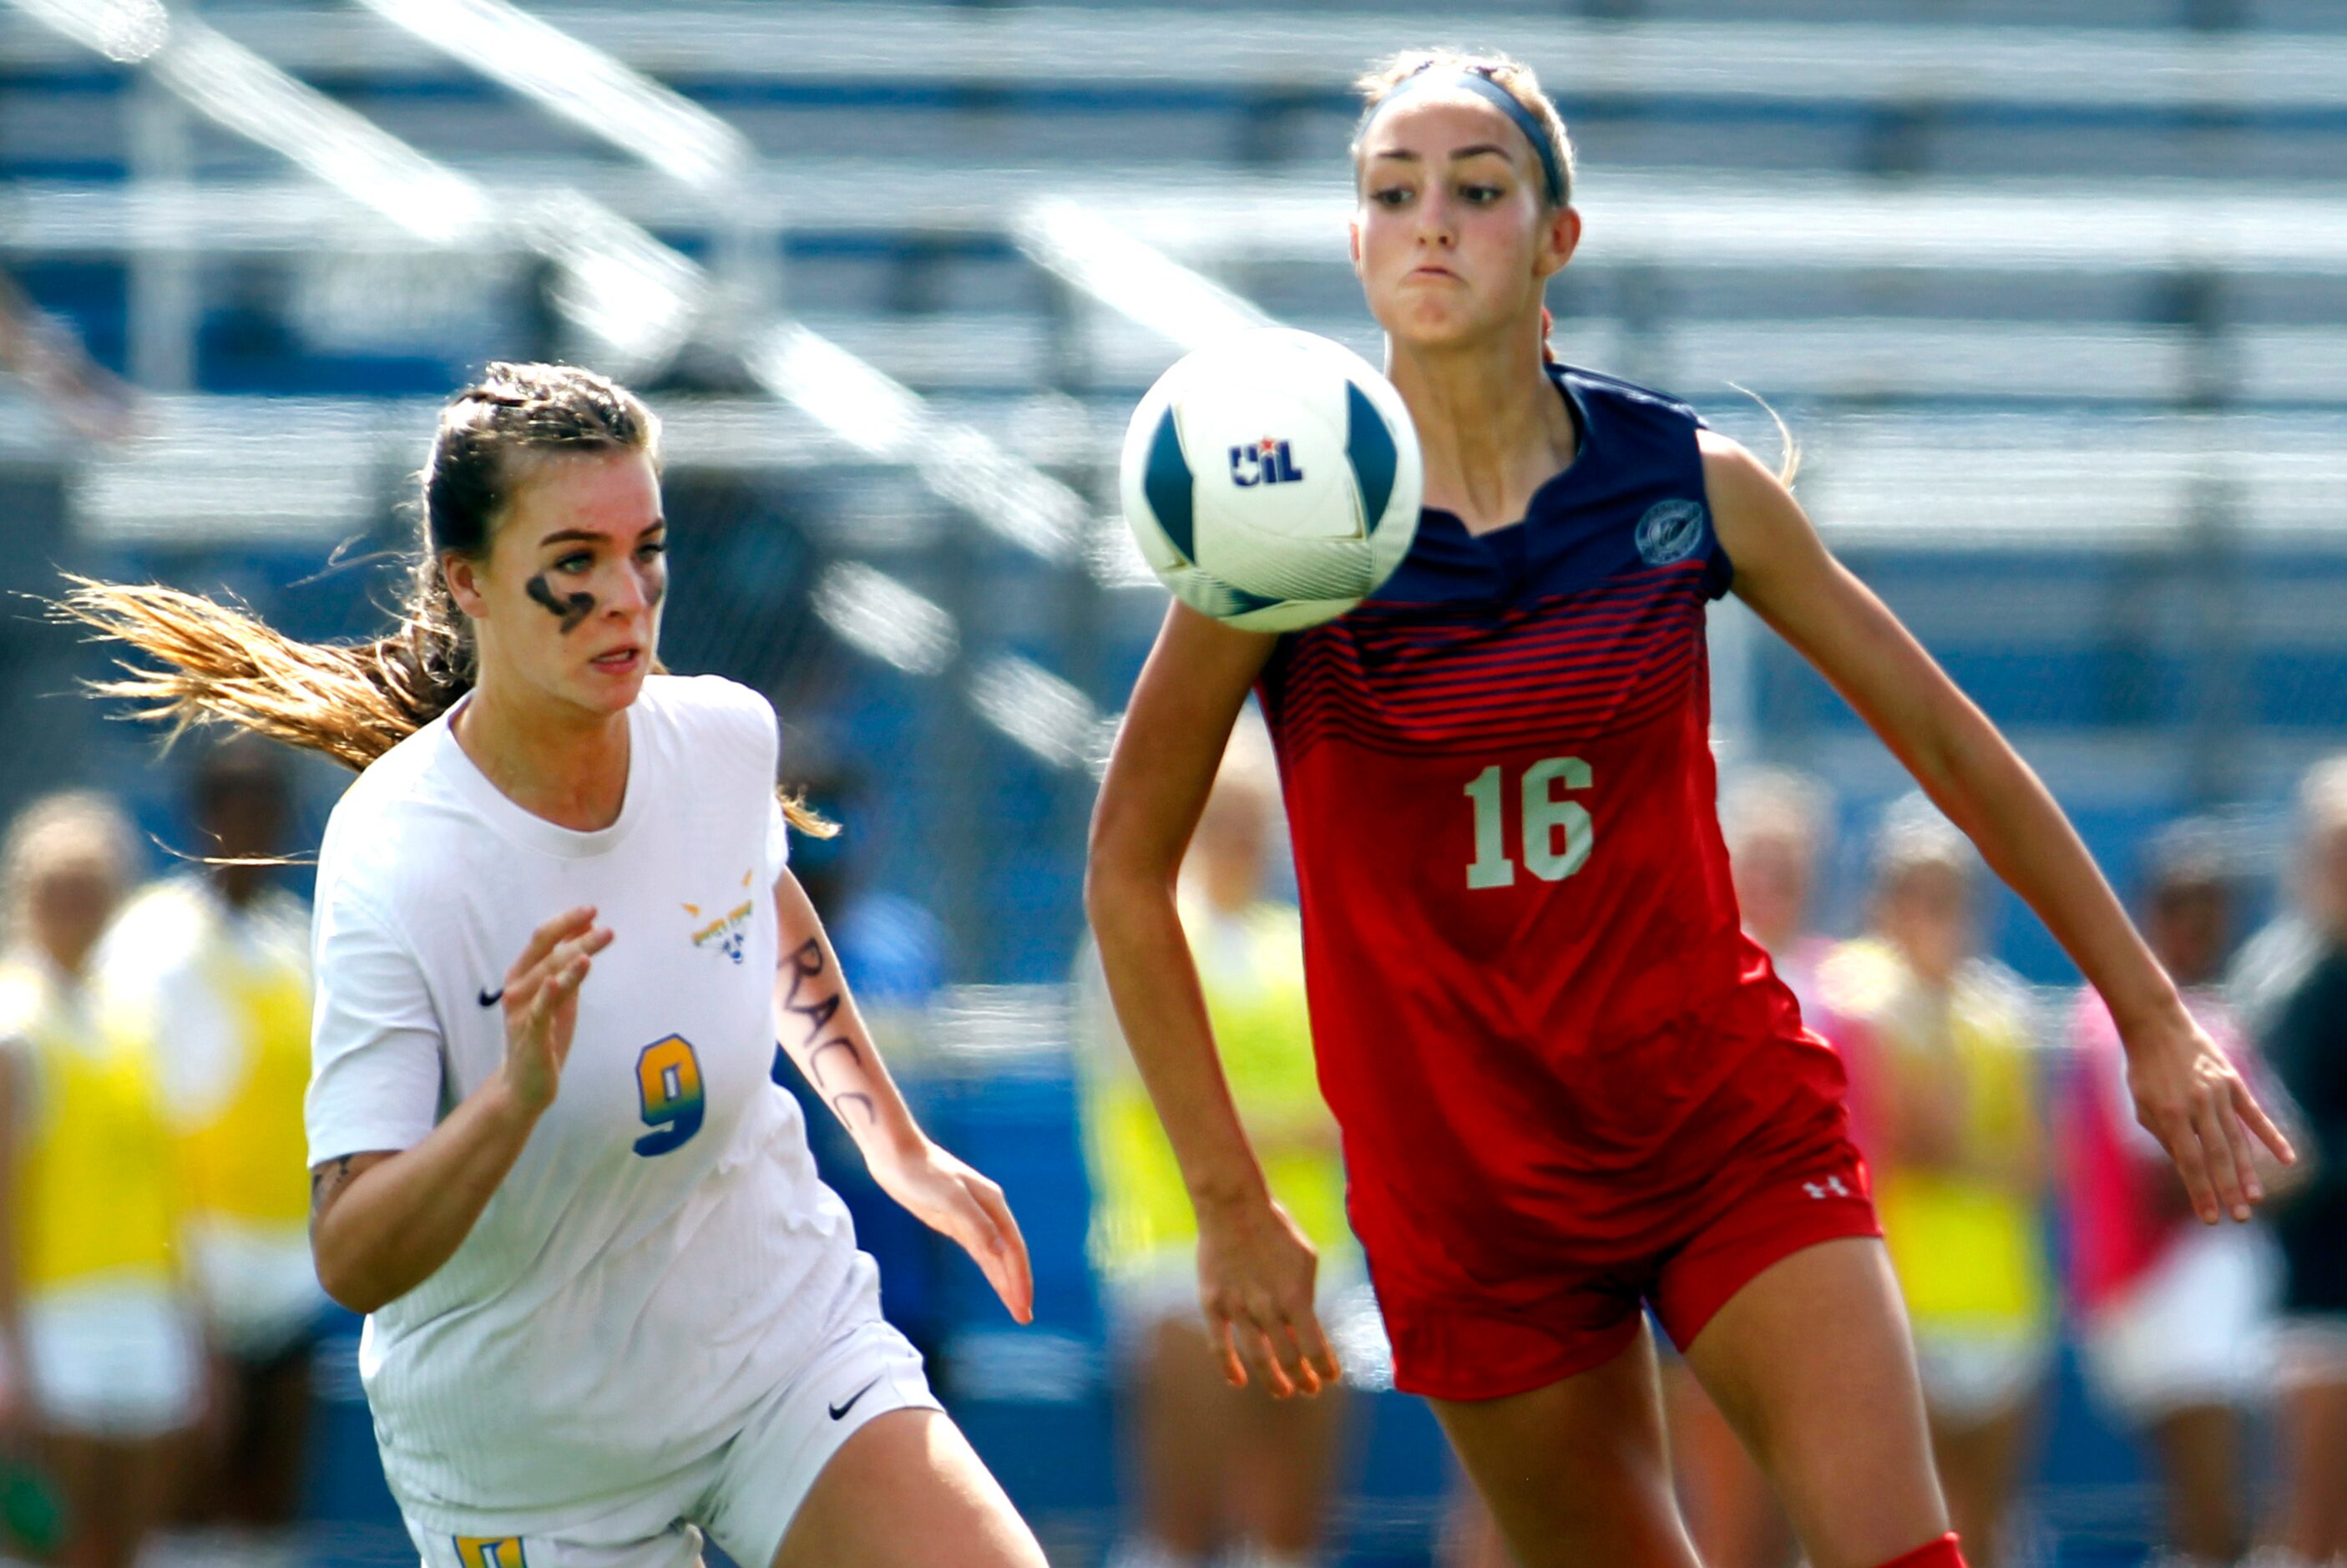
top-left (404, 1316), bottom-right (940, 1568)
top-left (1911, 1324), bottom-right (2051, 1429)
top-left (187, 1221), bottom-right (326, 1363)
top-left (2081, 1225), bottom-right (2276, 1423)
top-left (23, 1280), bottom-right (202, 1439)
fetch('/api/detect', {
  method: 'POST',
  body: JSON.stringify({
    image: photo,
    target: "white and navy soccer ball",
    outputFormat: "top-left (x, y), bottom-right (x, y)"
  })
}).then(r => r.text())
top-left (1118, 327), bottom-right (1424, 632)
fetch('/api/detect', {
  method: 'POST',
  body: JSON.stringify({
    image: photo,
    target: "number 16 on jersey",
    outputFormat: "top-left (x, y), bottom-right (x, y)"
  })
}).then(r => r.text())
top-left (1464, 756), bottom-right (1593, 889)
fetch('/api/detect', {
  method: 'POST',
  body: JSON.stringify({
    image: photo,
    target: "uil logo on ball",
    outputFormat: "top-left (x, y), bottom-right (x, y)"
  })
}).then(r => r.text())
top-left (1635, 498), bottom-right (1709, 566)
top-left (1229, 437), bottom-right (1305, 488)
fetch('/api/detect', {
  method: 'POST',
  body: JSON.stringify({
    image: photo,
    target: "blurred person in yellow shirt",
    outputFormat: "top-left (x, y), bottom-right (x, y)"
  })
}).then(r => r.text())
top-left (1076, 720), bottom-right (1355, 1568)
top-left (1820, 794), bottom-right (2053, 1568)
top-left (98, 740), bottom-right (320, 1567)
top-left (0, 791), bottom-right (200, 1568)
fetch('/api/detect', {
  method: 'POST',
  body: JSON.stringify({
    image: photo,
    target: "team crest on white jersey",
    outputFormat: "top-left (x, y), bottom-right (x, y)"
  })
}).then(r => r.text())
top-left (684, 868), bottom-right (756, 964)
top-left (1634, 498), bottom-right (1708, 566)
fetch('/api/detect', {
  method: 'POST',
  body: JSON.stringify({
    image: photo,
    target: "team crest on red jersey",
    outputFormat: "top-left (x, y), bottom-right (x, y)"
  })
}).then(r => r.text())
top-left (1635, 498), bottom-right (1708, 566)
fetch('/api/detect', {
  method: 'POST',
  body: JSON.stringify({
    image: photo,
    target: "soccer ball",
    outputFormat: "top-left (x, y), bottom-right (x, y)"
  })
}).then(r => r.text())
top-left (1118, 327), bottom-right (1424, 632)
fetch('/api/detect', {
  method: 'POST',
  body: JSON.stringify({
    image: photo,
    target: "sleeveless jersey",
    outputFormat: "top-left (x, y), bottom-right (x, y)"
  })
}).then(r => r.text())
top-left (98, 877), bottom-right (321, 1353)
top-left (1256, 366), bottom-right (1845, 1295)
top-left (0, 954), bottom-right (179, 1293)
top-left (1818, 938), bottom-right (2051, 1333)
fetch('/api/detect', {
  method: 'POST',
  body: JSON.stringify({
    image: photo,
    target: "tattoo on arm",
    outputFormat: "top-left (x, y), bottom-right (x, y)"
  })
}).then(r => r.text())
top-left (780, 935), bottom-right (856, 1075)
top-left (310, 1155), bottom-right (356, 1219)
top-left (780, 933), bottom-right (873, 1120)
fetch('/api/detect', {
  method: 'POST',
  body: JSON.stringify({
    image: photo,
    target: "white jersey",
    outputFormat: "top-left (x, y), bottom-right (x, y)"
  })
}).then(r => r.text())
top-left (306, 675), bottom-right (872, 1534)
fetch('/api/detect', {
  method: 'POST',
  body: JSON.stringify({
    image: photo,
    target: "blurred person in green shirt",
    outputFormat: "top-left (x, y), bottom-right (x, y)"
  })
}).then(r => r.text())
top-left (1076, 718), bottom-right (1356, 1568)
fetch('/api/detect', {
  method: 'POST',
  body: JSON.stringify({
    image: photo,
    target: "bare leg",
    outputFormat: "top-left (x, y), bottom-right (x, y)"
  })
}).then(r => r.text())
top-left (1682, 1238), bottom-right (1951, 1568)
top-left (2273, 1375), bottom-right (2347, 1564)
top-left (171, 1351), bottom-right (236, 1527)
top-left (1662, 1359), bottom-right (1798, 1568)
top-left (1429, 1320), bottom-right (1699, 1568)
top-left (1131, 1317), bottom-right (1235, 1560)
top-left (49, 1431), bottom-right (175, 1568)
top-left (1225, 1339), bottom-right (1347, 1560)
top-left (227, 1345), bottom-right (314, 1527)
top-left (771, 1407), bottom-right (1045, 1568)
top-left (2146, 1403), bottom-right (2246, 1564)
top-left (1929, 1401), bottom-right (2036, 1568)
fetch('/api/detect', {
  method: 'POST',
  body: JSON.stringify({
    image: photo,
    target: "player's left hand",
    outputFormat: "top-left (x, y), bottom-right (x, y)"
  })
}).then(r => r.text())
top-left (869, 1136), bottom-right (1034, 1324)
top-left (2121, 1000), bottom-right (2296, 1225)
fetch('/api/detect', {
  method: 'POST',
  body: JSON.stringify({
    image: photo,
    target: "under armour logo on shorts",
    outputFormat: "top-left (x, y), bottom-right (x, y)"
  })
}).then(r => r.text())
top-left (1802, 1175), bottom-right (1852, 1201)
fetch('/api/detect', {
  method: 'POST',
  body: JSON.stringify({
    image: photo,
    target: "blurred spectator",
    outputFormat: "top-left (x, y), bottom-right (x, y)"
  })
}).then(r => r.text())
top-left (0, 270), bottom-right (136, 444)
top-left (1659, 768), bottom-right (1832, 1568)
top-left (1076, 719), bottom-right (1353, 1568)
top-left (0, 792), bottom-right (200, 1568)
top-left (1820, 794), bottom-right (2052, 1568)
top-left (1720, 766), bottom-right (1837, 1012)
top-left (2259, 756), bottom-right (2347, 1568)
top-left (96, 741), bottom-right (321, 1568)
top-left (2065, 821), bottom-right (2273, 1568)
top-left (2228, 756), bottom-right (2347, 1049)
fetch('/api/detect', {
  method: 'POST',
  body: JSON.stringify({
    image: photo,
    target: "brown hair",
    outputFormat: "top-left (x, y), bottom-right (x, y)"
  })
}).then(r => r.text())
top-left (1352, 48), bottom-right (1577, 210)
top-left (62, 362), bottom-right (834, 835)
top-left (1354, 51), bottom-right (1802, 487)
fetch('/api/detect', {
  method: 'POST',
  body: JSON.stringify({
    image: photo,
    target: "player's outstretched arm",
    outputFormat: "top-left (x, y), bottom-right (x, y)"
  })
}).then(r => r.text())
top-left (770, 870), bottom-right (1034, 1326)
top-left (309, 906), bottom-right (611, 1313)
top-left (1702, 431), bottom-right (2294, 1225)
top-left (1085, 602), bottom-right (1340, 1399)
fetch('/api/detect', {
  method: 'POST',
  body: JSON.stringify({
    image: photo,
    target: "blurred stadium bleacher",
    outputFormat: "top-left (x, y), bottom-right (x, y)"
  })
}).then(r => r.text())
top-left (5, 3), bottom-right (2347, 1562)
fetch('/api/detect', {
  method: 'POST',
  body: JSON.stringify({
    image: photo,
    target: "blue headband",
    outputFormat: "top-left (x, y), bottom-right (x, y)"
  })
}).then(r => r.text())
top-left (1364, 68), bottom-right (1566, 206)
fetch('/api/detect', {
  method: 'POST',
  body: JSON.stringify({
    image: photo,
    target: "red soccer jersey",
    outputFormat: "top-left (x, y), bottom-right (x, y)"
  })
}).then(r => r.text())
top-left (1257, 367), bottom-right (1849, 1304)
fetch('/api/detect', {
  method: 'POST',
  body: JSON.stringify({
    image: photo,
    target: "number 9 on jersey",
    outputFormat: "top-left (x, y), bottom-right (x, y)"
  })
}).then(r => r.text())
top-left (633, 1034), bottom-right (706, 1156)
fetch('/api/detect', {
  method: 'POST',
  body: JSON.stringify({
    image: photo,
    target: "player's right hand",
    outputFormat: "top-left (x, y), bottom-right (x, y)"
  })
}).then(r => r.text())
top-left (1193, 1191), bottom-right (1342, 1400)
top-left (497, 906), bottom-right (612, 1115)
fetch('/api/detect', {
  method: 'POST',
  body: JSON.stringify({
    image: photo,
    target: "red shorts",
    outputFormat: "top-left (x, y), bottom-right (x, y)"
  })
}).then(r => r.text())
top-left (1369, 1127), bottom-right (1880, 1402)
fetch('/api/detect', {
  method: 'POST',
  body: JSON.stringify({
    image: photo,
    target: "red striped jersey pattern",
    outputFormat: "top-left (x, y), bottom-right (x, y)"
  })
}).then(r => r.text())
top-left (1261, 558), bottom-right (1712, 763)
top-left (1248, 364), bottom-right (1849, 1290)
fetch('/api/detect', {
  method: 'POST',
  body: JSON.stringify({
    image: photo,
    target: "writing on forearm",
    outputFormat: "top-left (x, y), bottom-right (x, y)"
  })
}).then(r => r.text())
top-left (778, 936), bottom-right (873, 1130)
top-left (310, 1153), bottom-right (356, 1222)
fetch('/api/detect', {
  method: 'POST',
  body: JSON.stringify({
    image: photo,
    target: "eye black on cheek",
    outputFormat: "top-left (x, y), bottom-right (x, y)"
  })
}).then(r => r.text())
top-left (525, 571), bottom-right (596, 633)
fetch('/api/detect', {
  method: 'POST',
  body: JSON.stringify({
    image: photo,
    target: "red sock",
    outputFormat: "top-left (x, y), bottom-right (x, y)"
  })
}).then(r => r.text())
top-left (1874, 1534), bottom-right (1965, 1568)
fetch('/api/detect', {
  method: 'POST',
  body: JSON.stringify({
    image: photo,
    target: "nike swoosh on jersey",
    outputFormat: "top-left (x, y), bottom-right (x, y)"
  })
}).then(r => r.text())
top-left (827, 1378), bottom-right (881, 1421)
top-left (478, 987), bottom-right (503, 1007)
